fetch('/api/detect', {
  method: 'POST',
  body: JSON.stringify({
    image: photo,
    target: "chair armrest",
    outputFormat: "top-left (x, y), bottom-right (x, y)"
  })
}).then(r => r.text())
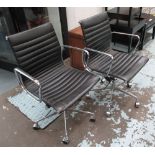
top-left (84, 47), bottom-right (114, 77)
top-left (14, 68), bottom-right (42, 102)
top-left (61, 45), bottom-right (92, 73)
top-left (112, 31), bottom-right (140, 54)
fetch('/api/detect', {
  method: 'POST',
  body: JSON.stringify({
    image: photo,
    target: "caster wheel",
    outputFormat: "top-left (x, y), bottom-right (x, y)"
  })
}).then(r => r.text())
top-left (33, 123), bottom-right (40, 130)
top-left (127, 83), bottom-right (132, 88)
top-left (106, 111), bottom-right (111, 117)
top-left (100, 79), bottom-right (105, 84)
top-left (89, 115), bottom-right (96, 122)
top-left (85, 94), bottom-right (90, 98)
top-left (135, 102), bottom-right (140, 108)
top-left (62, 136), bottom-right (70, 144)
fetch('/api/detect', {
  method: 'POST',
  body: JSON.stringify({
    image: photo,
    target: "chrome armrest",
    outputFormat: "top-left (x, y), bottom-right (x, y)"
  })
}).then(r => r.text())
top-left (14, 68), bottom-right (42, 102)
top-left (112, 31), bottom-right (140, 54)
top-left (61, 45), bottom-right (92, 73)
top-left (84, 47), bottom-right (114, 76)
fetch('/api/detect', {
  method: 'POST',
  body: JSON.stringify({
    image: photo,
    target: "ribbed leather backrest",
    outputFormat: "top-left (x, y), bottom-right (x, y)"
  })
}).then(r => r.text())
top-left (8, 23), bottom-right (62, 75)
top-left (79, 13), bottom-right (112, 51)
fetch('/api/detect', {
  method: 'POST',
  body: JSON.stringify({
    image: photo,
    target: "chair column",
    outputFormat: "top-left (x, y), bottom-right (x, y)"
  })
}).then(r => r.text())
top-left (106, 80), bottom-right (115, 117)
top-left (62, 110), bottom-right (70, 144)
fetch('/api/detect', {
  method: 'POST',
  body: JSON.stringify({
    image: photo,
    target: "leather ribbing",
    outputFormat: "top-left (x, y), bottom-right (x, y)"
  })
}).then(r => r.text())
top-left (80, 13), bottom-right (112, 51)
top-left (8, 23), bottom-right (62, 75)
top-left (8, 23), bottom-right (99, 112)
top-left (80, 13), bottom-right (149, 82)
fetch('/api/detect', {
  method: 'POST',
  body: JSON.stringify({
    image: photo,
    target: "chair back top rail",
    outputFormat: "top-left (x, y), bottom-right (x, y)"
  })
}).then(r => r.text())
top-left (7, 23), bottom-right (62, 75)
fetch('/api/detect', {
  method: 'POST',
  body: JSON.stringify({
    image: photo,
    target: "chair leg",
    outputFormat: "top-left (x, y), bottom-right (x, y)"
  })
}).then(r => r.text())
top-left (69, 109), bottom-right (96, 122)
top-left (87, 77), bottom-right (109, 97)
top-left (62, 111), bottom-right (70, 144)
top-left (89, 79), bottom-right (111, 92)
top-left (105, 80), bottom-right (115, 117)
top-left (62, 107), bottom-right (96, 144)
top-left (115, 88), bottom-right (140, 108)
top-left (33, 110), bottom-right (56, 130)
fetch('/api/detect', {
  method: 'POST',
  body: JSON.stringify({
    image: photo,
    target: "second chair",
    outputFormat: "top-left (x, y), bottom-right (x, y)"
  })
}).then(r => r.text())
top-left (79, 13), bottom-right (149, 116)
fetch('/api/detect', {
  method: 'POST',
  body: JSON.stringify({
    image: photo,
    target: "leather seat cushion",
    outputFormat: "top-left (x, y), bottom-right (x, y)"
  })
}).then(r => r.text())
top-left (24, 63), bottom-right (99, 113)
top-left (88, 49), bottom-right (149, 82)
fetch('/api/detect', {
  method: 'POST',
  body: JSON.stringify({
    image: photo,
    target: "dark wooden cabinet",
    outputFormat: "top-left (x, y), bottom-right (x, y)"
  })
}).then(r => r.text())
top-left (106, 7), bottom-right (145, 52)
top-left (68, 26), bottom-right (85, 70)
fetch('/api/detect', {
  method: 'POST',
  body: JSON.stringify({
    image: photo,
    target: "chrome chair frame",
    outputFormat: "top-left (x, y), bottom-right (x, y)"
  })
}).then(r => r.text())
top-left (84, 32), bottom-right (141, 116)
top-left (14, 45), bottom-right (97, 144)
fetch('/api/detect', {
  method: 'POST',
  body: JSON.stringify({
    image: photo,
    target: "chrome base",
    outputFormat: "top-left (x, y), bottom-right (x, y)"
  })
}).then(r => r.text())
top-left (135, 102), bottom-right (140, 108)
top-left (33, 122), bottom-right (40, 130)
top-left (69, 109), bottom-right (96, 122)
top-left (63, 111), bottom-right (69, 144)
top-left (116, 87), bottom-right (138, 104)
top-left (62, 136), bottom-right (70, 144)
top-left (32, 110), bottom-right (57, 131)
top-left (95, 79), bottom-right (139, 116)
top-left (106, 111), bottom-right (111, 117)
top-left (127, 82), bottom-right (132, 88)
top-left (32, 104), bottom-right (95, 144)
top-left (62, 108), bottom-right (96, 144)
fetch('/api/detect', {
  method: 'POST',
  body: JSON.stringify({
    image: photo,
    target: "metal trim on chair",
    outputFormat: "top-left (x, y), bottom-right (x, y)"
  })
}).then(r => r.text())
top-left (84, 47), bottom-right (114, 77)
top-left (62, 45), bottom-right (93, 73)
top-left (14, 68), bottom-right (42, 103)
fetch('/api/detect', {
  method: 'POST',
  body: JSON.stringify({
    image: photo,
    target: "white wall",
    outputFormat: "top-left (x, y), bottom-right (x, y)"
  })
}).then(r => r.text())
top-left (47, 7), bottom-right (63, 45)
top-left (66, 7), bottom-right (105, 30)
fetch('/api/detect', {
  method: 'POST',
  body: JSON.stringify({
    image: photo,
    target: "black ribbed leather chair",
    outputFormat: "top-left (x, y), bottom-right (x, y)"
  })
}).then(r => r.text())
top-left (7, 23), bottom-right (99, 144)
top-left (79, 13), bottom-right (149, 116)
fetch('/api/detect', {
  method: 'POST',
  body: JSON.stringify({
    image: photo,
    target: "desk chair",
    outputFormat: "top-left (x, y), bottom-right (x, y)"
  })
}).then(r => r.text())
top-left (7, 23), bottom-right (99, 144)
top-left (79, 13), bottom-right (149, 116)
